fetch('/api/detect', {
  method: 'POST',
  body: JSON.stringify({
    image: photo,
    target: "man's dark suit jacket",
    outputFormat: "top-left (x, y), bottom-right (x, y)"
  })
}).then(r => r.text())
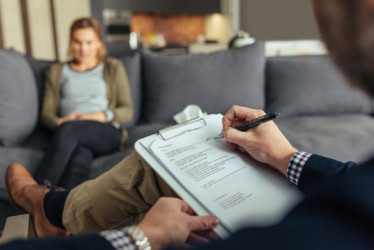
top-left (199, 154), bottom-right (374, 249)
top-left (2, 155), bottom-right (374, 249)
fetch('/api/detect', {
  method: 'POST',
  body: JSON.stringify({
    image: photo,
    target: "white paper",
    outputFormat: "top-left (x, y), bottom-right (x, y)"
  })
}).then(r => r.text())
top-left (140, 114), bottom-right (302, 232)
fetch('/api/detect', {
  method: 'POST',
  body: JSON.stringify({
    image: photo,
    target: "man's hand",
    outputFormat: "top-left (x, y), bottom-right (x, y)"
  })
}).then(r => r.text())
top-left (221, 105), bottom-right (297, 176)
top-left (137, 197), bottom-right (219, 250)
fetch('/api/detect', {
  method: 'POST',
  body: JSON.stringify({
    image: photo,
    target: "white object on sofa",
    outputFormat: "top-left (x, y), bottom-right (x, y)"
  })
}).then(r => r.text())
top-left (173, 105), bottom-right (208, 124)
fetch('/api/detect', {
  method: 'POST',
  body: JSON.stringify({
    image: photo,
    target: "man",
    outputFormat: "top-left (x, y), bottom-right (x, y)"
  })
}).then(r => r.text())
top-left (3, 0), bottom-right (374, 248)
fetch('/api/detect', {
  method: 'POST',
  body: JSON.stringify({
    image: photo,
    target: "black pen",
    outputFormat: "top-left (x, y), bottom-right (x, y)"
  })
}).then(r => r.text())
top-left (214, 112), bottom-right (281, 139)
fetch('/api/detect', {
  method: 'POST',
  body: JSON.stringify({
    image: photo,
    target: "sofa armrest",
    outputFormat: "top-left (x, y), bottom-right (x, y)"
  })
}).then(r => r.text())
top-left (0, 214), bottom-right (35, 243)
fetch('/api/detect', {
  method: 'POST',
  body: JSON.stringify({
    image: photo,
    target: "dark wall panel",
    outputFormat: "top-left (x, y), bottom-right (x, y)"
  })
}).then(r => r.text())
top-left (104, 0), bottom-right (220, 14)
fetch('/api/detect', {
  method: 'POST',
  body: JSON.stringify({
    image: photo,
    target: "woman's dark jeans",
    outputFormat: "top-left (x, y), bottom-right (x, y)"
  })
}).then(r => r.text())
top-left (34, 120), bottom-right (121, 189)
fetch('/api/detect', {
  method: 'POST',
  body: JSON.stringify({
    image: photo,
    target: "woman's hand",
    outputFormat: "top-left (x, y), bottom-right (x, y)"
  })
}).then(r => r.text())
top-left (77, 111), bottom-right (106, 122)
top-left (55, 111), bottom-right (83, 127)
top-left (221, 105), bottom-right (297, 176)
top-left (56, 111), bottom-right (107, 127)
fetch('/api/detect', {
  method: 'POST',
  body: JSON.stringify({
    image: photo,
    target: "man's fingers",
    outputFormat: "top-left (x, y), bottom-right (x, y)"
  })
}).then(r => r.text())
top-left (202, 229), bottom-right (220, 240)
top-left (224, 105), bottom-right (263, 122)
top-left (223, 127), bottom-right (249, 145)
top-left (188, 215), bottom-right (219, 232)
top-left (224, 105), bottom-right (249, 120)
top-left (186, 232), bottom-right (211, 245)
top-left (178, 199), bottom-right (195, 215)
top-left (187, 229), bottom-right (220, 244)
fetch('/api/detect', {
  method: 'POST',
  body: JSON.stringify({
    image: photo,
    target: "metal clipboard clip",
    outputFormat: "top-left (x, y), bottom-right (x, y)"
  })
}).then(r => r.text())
top-left (157, 117), bottom-right (207, 141)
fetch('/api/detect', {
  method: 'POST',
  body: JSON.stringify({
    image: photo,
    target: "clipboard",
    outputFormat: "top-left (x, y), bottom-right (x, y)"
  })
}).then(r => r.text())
top-left (135, 114), bottom-right (302, 239)
top-left (135, 115), bottom-right (231, 237)
top-left (157, 117), bottom-right (207, 141)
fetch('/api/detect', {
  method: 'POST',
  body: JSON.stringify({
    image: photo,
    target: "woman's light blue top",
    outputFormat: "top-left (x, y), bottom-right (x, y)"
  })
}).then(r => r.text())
top-left (60, 63), bottom-right (113, 122)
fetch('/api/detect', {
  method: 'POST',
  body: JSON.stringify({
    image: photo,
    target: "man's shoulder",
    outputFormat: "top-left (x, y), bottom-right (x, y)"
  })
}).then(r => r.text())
top-left (360, 155), bottom-right (374, 167)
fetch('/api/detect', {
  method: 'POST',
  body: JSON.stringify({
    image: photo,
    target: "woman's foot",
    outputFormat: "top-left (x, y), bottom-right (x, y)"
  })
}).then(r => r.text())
top-left (6, 163), bottom-right (69, 237)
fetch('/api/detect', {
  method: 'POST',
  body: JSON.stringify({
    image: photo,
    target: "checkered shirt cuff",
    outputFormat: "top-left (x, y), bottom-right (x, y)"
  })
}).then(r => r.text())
top-left (286, 151), bottom-right (312, 185)
top-left (100, 230), bottom-right (136, 250)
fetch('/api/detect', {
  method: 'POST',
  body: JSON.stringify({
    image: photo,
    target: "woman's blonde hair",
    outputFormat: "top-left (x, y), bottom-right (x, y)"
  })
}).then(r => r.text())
top-left (67, 17), bottom-right (107, 62)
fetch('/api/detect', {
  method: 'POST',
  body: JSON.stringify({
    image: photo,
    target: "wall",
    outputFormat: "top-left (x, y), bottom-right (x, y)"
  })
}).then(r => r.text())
top-left (52, 0), bottom-right (91, 61)
top-left (205, 14), bottom-right (231, 44)
top-left (22, 0), bottom-right (55, 60)
top-left (0, 0), bottom-right (26, 54)
top-left (0, 0), bottom-right (91, 61)
top-left (90, 0), bottom-right (221, 56)
top-left (240, 0), bottom-right (319, 40)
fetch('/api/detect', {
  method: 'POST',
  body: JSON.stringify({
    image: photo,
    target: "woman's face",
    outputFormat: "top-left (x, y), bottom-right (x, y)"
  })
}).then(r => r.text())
top-left (71, 27), bottom-right (102, 64)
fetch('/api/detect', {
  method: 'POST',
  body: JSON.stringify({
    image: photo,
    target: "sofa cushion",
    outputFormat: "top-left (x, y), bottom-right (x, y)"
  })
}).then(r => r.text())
top-left (276, 114), bottom-right (374, 162)
top-left (265, 55), bottom-right (373, 117)
top-left (0, 50), bottom-right (39, 146)
top-left (142, 42), bottom-right (266, 123)
top-left (0, 147), bottom-right (43, 200)
top-left (125, 123), bottom-right (172, 146)
top-left (119, 52), bottom-right (142, 127)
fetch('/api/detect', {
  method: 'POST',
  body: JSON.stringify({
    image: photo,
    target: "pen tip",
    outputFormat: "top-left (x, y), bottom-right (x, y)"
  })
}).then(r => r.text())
top-left (214, 134), bottom-right (224, 139)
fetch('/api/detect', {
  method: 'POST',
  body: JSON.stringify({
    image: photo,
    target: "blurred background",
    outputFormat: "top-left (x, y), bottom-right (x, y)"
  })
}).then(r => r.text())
top-left (0, 0), bottom-right (325, 60)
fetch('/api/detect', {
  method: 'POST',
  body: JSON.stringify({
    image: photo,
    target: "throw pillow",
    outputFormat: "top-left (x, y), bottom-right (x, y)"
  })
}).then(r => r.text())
top-left (142, 42), bottom-right (266, 123)
top-left (0, 49), bottom-right (38, 146)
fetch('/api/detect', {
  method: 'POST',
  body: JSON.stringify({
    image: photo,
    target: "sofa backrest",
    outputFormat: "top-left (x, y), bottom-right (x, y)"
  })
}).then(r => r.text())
top-left (10, 46), bottom-right (371, 144)
top-left (265, 55), bottom-right (374, 118)
top-left (25, 56), bottom-right (55, 117)
top-left (119, 52), bottom-right (142, 127)
top-left (140, 42), bottom-right (266, 123)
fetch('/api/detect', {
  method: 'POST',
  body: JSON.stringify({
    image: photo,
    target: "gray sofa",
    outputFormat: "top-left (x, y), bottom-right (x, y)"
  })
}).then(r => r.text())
top-left (1, 41), bottom-right (374, 205)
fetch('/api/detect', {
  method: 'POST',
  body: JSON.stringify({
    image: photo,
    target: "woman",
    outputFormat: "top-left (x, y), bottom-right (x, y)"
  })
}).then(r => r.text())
top-left (34, 17), bottom-right (133, 189)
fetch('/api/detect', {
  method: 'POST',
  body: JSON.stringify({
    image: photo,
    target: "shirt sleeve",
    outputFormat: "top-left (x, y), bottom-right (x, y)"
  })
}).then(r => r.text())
top-left (286, 151), bottom-right (312, 185)
top-left (105, 109), bottom-right (114, 122)
top-left (100, 230), bottom-right (136, 250)
top-left (105, 58), bottom-right (134, 125)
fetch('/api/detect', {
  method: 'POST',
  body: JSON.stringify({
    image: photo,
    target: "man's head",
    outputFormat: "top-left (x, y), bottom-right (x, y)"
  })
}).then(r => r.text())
top-left (312, 0), bottom-right (374, 96)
